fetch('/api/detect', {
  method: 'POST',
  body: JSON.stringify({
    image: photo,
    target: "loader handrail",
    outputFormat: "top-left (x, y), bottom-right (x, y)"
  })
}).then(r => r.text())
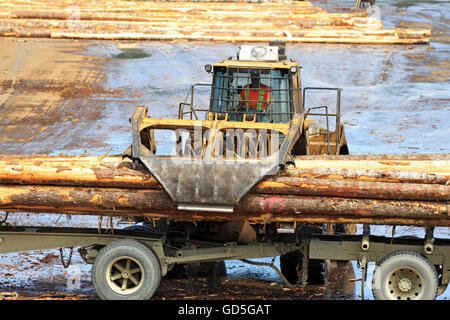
top-left (302, 87), bottom-right (342, 152)
top-left (178, 83), bottom-right (211, 120)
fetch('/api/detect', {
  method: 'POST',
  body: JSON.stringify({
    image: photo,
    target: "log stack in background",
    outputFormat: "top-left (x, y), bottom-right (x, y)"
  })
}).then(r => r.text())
top-left (0, 154), bottom-right (448, 227)
top-left (0, 0), bottom-right (430, 44)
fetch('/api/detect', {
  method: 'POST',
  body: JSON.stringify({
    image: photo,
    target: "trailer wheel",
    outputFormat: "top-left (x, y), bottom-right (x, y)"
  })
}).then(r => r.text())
top-left (92, 240), bottom-right (161, 300)
top-left (372, 250), bottom-right (438, 300)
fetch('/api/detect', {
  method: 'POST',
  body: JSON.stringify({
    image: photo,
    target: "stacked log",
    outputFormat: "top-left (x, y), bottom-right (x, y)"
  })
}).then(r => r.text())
top-left (0, 154), bottom-right (448, 226)
top-left (0, 0), bottom-right (431, 44)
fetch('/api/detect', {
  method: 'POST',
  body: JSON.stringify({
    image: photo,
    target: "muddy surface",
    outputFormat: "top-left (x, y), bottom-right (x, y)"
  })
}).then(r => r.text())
top-left (0, 212), bottom-right (358, 301)
top-left (0, 0), bottom-right (448, 300)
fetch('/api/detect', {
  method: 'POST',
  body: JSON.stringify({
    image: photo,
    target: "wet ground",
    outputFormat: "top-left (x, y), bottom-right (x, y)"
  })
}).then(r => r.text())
top-left (0, 0), bottom-right (448, 300)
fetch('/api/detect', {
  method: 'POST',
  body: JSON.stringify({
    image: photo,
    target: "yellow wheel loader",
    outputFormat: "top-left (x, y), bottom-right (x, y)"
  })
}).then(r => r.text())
top-left (124, 42), bottom-right (350, 283)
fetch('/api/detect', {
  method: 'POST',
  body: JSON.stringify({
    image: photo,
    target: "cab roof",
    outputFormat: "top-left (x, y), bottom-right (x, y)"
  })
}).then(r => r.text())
top-left (213, 59), bottom-right (300, 70)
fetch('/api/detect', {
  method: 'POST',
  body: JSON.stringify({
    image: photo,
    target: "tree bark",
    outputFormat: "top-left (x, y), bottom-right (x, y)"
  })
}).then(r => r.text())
top-left (256, 176), bottom-right (450, 201)
top-left (0, 185), bottom-right (448, 227)
top-left (0, 155), bottom-right (448, 226)
top-left (0, 156), bottom-right (448, 200)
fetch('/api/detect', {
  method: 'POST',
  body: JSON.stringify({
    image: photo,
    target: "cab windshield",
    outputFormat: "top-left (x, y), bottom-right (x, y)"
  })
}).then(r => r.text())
top-left (210, 67), bottom-right (293, 123)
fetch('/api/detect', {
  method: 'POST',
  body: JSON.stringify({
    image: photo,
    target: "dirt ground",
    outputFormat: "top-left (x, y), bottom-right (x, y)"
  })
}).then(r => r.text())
top-left (0, 0), bottom-right (448, 301)
top-left (0, 265), bottom-right (355, 301)
top-left (0, 38), bottom-right (111, 154)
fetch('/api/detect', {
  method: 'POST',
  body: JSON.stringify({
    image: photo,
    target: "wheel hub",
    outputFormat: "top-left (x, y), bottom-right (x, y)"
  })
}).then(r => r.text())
top-left (398, 277), bottom-right (412, 292)
top-left (387, 267), bottom-right (423, 300)
top-left (106, 256), bottom-right (144, 295)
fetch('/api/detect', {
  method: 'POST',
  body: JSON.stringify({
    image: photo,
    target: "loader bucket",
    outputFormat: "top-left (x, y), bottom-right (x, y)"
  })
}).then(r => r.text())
top-left (126, 106), bottom-right (304, 213)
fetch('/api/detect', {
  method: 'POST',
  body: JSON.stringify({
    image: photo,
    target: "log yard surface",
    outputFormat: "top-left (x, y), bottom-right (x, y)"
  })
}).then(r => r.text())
top-left (0, 0), bottom-right (448, 301)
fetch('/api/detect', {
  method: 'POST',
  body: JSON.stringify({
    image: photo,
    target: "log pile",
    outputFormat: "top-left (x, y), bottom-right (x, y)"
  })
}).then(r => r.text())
top-left (0, 0), bottom-right (430, 44)
top-left (0, 154), bottom-right (448, 226)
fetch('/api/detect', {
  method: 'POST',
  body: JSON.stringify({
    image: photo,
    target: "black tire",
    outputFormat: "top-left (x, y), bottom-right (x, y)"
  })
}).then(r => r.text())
top-left (92, 240), bottom-right (161, 300)
top-left (123, 224), bottom-right (157, 233)
top-left (279, 251), bottom-right (299, 284)
top-left (280, 224), bottom-right (326, 285)
top-left (280, 251), bottom-right (325, 285)
top-left (372, 250), bottom-right (438, 300)
top-left (165, 261), bottom-right (227, 279)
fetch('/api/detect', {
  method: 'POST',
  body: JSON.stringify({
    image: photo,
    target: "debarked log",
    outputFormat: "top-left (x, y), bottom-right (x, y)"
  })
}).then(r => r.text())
top-left (0, 185), bottom-right (448, 227)
top-left (0, 0), bottom-right (430, 44)
top-left (285, 167), bottom-right (450, 185)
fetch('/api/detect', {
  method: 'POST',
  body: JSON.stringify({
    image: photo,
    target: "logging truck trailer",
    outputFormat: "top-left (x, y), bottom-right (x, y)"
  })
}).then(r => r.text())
top-left (0, 43), bottom-right (448, 300)
top-left (0, 224), bottom-right (448, 300)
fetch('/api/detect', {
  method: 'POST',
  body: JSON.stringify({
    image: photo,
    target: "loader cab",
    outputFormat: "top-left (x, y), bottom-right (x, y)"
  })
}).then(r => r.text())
top-left (174, 42), bottom-right (348, 156)
top-left (178, 43), bottom-right (302, 123)
top-left (207, 44), bottom-right (302, 123)
top-left (209, 63), bottom-right (302, 123)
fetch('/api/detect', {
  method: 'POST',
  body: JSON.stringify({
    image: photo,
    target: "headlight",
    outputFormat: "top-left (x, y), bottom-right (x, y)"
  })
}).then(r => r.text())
top-left (251, 46), bottom-right (267, 59)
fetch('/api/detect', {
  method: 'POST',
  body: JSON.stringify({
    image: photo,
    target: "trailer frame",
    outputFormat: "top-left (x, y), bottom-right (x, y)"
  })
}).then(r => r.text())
top-left (0, 223), bottom-right (448, 300)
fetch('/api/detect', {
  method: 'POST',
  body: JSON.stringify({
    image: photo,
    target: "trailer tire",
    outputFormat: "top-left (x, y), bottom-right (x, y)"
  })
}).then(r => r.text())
top-left (165, 261), bottom-right (227, 279)
top-left (372, 250), bottom-right (438, 300)
top-left (280, 251), bottom-right (325, 285)
top-left (92, 240), bottom-right (161, 300)
top-left (280, 224), bottom-right (326, 285)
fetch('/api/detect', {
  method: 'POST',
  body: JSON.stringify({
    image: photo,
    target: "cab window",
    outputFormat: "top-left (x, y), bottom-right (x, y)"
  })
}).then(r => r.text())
top-left (210, 67), bottom-right (293, 123)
